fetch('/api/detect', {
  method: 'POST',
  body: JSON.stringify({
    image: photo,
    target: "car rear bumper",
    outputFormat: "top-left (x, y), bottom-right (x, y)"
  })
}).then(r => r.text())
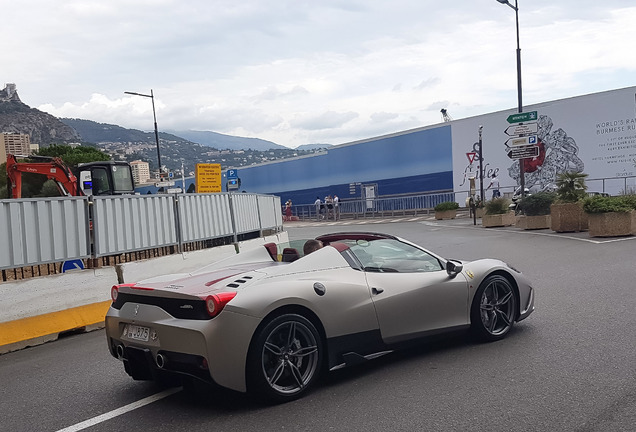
top-left (105, 303), bottom-right (260, 393)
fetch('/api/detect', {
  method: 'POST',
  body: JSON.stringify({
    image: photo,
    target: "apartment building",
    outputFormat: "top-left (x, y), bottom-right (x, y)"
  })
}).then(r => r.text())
top-left (1, 132), bottom-right (31, 163)
top-left (129, 160), bottom-right (150, 185)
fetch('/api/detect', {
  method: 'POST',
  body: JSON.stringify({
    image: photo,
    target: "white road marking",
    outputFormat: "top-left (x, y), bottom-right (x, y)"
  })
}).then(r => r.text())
top-left (55, 387), bottom-right (181, 432)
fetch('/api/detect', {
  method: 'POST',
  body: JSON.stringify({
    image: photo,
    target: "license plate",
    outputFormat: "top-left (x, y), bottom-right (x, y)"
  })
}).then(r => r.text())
top-left (124, 324), bottom-right (150, 342)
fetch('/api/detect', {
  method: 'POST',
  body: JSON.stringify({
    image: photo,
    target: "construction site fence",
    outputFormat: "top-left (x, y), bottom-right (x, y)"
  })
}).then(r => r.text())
top-left (0, 193), bottom-right (283, 271)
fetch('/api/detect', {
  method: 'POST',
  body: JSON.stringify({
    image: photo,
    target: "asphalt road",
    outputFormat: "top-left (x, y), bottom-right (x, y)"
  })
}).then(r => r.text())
top-left (1, 218), bottom-right (635, 432)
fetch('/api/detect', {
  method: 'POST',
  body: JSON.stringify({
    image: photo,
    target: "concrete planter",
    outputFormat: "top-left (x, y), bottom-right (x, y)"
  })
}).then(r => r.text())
top-left (482, 211), bottom-right (515, 228)
top-left (587, 211), bottom-right (636, 237)
top-left (435, 210), bottom-right (457, 220)
top-left (551, 202), bottom-right (588, 232)
top-left (516, 214), bottom-right (551, 230)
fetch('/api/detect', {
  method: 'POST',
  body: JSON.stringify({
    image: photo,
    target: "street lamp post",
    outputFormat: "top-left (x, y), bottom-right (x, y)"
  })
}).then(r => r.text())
top-left (479, 125), bottom-right (484, 203)
top-left (496, 0), bottom-right (526, 195)
top-left (124, 89), bottom-right (162, 177)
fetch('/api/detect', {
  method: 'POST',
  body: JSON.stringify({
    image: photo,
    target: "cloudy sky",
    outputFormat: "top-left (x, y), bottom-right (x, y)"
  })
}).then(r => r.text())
top-left (3, 1), bottom-right (636, 148)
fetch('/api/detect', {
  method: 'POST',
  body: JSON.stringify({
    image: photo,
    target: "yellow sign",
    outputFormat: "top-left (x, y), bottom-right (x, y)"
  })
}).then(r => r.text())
top-left (195, 163), bottom-right (222, 193)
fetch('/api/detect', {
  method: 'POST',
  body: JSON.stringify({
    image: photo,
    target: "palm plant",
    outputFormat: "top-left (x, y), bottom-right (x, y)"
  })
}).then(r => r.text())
top-left (555, 171), bottom-right (588, 203)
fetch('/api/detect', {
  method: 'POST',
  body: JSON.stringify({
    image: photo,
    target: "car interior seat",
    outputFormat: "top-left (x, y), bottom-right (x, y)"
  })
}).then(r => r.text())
top-left (281, 247), bottom-right (300, 262)
top-left (263, 242), bottom-right (278, 261)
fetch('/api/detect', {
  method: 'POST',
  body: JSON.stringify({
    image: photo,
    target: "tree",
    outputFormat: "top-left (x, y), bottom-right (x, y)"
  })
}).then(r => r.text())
top-left (36, 144), bottom-right (111, 166)
top-left (556, 171), bottom-right (588, 203)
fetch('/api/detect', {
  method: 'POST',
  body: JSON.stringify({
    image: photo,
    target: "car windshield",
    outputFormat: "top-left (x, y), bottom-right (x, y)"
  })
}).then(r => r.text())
top-left (346, 238), bottom-right (443, 273)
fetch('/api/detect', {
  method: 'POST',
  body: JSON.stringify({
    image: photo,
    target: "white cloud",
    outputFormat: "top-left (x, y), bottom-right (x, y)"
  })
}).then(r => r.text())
top-left (1, 1), bottom-right (634, 147)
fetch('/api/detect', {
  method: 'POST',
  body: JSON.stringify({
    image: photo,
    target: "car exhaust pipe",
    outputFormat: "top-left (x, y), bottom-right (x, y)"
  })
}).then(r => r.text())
top-left (156, 353), bottom-right (167, 369)
top-left (116, 345), bottom-right (125, 359)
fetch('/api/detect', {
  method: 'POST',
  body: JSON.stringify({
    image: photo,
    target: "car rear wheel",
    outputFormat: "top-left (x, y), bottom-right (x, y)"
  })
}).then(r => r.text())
top-left (247, 314), bottom-right (322, 402)
top-left (471, 275), bottom-right (516, 341)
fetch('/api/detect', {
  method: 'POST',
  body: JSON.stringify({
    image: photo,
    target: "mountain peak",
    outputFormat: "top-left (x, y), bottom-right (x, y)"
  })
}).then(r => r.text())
top-left (0, 83), bottom-right (21, 102)
top-left (0, 84), bottom-right (80, 146)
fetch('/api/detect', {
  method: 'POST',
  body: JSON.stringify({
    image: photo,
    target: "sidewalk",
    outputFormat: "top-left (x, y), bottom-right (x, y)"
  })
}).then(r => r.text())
top-left (0, 233), bottom-right (288, 355)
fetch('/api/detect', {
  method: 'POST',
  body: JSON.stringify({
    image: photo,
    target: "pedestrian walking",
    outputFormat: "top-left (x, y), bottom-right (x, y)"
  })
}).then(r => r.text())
top-left (314, 196), bottom-right (322, 220)
top-left (487, 174), bottom-right (501, 199)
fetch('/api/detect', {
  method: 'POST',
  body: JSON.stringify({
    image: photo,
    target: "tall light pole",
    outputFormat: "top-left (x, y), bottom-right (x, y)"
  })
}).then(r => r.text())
top-left (124, 89), bottom-right (162, 177)
top-left (496, 0), bottom-right (526, 195)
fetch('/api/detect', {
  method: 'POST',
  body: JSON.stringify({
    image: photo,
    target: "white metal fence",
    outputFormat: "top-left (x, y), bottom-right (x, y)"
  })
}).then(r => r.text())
top-left (0, 193), bottom-right (283, 270)
top-left (0, 197), bottom-right (90, 269)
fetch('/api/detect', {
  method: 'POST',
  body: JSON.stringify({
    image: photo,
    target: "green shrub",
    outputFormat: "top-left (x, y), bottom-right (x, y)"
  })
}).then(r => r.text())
top-left (556, 171), bottom-right (588, 203)
top-left (583, 195), bottom-right (632, 213)
top-left (485, 197), bottom-right (511, 215)
top-left (619, 194), bottom-right (636, 209)
top-left (434, 201), bottom-right (459, 212)
top-left (518, 191), bottom-right (556, 216)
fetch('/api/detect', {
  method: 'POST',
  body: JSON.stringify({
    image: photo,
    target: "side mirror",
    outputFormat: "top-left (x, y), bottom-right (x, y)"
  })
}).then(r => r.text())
top-left (446, 260), bottom-right (463, 278)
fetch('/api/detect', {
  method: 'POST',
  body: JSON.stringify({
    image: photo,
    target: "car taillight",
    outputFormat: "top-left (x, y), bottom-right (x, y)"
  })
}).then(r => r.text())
top-left (205, 292), bottom-right (237, 318)
top-left (111, 283), bottom-right (136, 303)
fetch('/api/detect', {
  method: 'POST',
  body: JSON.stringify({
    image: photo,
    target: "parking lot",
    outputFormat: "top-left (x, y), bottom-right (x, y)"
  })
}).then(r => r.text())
top-left (1, 217), bottom-right (635, 432)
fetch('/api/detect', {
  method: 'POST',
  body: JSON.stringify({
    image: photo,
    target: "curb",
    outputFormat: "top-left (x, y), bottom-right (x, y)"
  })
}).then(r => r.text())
top-left (0, 301), bottom-right (111, 354)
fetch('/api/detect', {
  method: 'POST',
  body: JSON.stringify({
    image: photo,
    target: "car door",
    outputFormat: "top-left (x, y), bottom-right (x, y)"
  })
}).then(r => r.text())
top-left (351, 239), bottom-right (470, 344)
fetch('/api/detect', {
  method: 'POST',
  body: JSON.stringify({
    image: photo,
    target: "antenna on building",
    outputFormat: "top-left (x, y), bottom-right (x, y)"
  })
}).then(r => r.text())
top-left (441, 108), bottom-right (452, 122)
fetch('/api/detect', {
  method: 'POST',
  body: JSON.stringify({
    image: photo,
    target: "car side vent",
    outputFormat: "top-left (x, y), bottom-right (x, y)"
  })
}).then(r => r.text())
top-left (226, 283), bottom-right (240, 288)
top-left (235, 279), bottom-right (246, 284)
top-left (243, 275), bottom-right (253, 279)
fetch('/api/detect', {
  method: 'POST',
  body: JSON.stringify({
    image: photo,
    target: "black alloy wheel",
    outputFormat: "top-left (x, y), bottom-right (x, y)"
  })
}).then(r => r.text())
top-left (471, 274), bottom-right (517, 341)
top-left (248, 313), bottom-right (322, 402)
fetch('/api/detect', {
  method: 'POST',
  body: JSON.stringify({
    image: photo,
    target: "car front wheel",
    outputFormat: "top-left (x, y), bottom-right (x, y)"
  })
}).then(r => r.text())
top-left (247, 313), bottom-right (322, 402)
top-left (471, 274), bottom-right (516, 341)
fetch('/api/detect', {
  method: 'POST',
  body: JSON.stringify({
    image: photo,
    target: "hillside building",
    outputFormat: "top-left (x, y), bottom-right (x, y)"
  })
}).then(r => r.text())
top-left (1, 132), bottom-right (31, 163)
top-left (0, 137), bottom-right (5, 164)
top-left (130, 160), bottom-right (151, 185)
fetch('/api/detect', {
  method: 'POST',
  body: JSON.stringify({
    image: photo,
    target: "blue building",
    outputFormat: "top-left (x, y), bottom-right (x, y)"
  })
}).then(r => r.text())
top-left (137, 124), bottom-right (454, 205)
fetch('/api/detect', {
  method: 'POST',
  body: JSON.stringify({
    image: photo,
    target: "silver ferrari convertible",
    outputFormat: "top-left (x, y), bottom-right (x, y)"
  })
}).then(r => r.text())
top-left (105, 232), bottom-right (534, 401)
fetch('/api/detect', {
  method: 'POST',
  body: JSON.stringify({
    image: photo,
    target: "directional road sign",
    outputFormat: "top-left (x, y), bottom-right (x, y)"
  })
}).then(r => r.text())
top-left (155, 181), bottom-right (176, 187)
top-left (506, 111), bottom-right (538, 124)
top-left (504, 122), bottom-right (538, 136)
top-left (62, 259), bottom-right (85, 273)
top-left (507, 144), bottom-right (539, 160)
top-left (505, 135), bottom-right (537, 147)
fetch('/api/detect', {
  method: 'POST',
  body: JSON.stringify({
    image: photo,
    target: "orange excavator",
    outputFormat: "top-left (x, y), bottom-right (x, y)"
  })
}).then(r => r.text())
top-left (6, 153), bottom-right (135, 198)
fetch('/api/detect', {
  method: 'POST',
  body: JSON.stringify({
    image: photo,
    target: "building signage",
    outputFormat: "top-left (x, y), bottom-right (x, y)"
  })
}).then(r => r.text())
top-left (507, 144), bottom-right (540, 160)
top-left (195, 163), bottom-right (222, 193)
top-left (504, 123), bottom-right (538, 136)
top-left (506, 111), bottom-right (538, 124)
top-left (505, 135), bottom-right (537, 147)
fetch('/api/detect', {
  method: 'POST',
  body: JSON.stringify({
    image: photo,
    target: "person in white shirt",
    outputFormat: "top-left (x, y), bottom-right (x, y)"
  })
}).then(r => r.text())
top-left (333, 195), bottom-right (340, 220)
top-left (314, 196), bottom-right (322, 220)
top-left (487, 174), bottom-right (501, 199)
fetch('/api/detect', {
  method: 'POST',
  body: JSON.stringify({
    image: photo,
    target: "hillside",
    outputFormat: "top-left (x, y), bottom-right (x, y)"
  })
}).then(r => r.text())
top-left (0, 85), bottom-right (80, 146)
top-left (59, 118), bottom-right (321, 175)
top-left (168, 130), bottom-right (285, 151)
top-left (61, 118), bottom-right (192, 145)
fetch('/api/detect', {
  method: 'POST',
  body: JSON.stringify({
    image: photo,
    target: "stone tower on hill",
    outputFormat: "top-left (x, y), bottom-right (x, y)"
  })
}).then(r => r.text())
top-left (0, 83), bottom-right (80, 146)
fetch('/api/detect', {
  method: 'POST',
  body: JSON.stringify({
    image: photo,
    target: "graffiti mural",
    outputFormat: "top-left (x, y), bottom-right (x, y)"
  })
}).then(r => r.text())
top-left (507, 115), bottom-right (585, 189)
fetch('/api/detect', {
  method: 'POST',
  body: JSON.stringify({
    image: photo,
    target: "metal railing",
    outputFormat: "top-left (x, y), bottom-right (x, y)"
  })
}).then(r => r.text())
top-left (290, 191), bottom-right (455, 220)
